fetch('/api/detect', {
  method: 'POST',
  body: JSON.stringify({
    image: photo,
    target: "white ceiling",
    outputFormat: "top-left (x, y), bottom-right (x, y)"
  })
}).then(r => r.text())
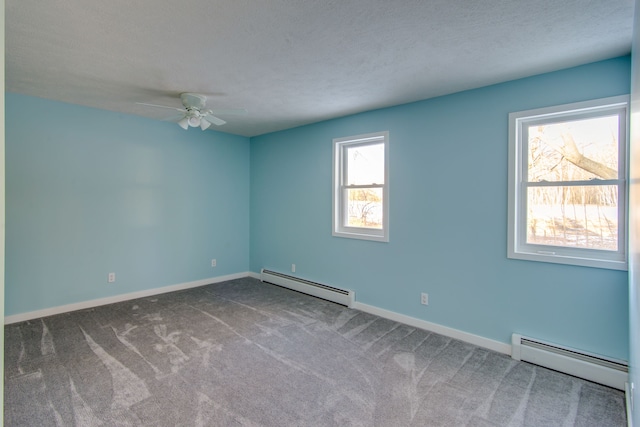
top-left (6, 0), bottom-right (635, 137)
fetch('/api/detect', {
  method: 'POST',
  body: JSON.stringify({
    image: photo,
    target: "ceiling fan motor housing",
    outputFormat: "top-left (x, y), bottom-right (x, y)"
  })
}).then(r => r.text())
top-left (181, 93), bottom-right (207, 110)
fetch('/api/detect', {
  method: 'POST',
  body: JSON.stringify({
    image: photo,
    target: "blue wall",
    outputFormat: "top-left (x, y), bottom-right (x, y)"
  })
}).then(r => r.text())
top-left (6, 94), bottom-right (250, 316)
top-left (250, 56), bottom-right (631, 360)
top-left (5, 57), bottom-right (632, 361)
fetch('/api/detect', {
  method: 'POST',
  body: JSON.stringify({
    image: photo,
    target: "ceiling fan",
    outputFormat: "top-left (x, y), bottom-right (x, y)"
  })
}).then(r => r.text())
top-left (136, 93), bottom-right (246, 130)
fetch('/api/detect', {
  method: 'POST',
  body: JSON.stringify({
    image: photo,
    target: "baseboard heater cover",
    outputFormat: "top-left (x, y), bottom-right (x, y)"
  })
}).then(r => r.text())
top-left (511, 334), bottom-right (628, 390)
top-left (261, 269), bottom-right (355, 308)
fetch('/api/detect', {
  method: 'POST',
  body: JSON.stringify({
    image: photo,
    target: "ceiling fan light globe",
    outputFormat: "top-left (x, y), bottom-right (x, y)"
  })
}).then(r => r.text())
top-left (188, 116), bottom-right (201, 127)
top-left (178, 117), bottom-right (189, 130)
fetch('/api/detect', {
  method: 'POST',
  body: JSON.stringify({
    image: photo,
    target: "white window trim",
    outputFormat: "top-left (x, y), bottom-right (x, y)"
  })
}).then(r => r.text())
top-left (333, 131), bottom-right (389, 242)
top-left (508, 95), bottom-right (629, 270)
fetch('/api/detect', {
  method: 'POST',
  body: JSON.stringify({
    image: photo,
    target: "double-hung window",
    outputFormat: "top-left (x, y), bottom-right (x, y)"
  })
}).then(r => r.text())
top-left (508, 96), bottom-right (628, 270)
top-left (333, 131), bottom-right (389, 242)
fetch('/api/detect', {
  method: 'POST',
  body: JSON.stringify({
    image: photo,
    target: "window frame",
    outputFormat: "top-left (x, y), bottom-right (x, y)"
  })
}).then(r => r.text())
top-left (333, 131), bottom-right (389, 242)
top-left (508, 95), bottom-right (629, 270)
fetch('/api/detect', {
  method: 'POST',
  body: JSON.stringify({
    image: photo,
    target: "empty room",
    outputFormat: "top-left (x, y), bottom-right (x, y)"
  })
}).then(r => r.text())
top-left (4, 0), bottom-right (640, 426)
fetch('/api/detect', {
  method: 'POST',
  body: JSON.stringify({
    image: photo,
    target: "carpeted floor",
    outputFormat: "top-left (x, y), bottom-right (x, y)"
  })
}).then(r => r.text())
top-left (4, 277), bottom-right (627, 426)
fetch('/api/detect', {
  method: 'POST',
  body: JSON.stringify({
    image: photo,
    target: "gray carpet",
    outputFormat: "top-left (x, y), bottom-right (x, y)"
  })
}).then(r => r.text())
top-left (4, 277), bottom-right (626, 426)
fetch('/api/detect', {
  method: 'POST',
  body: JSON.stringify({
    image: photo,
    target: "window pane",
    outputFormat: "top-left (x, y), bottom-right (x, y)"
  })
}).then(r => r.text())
top-left (527, 115), bottom-right (619, 182)
top-left (526, 185), bottom-right (618, 250)
top-left (346, 188), bottom-right (383, 229)
top-left (346, 143), bottom-right (384, 185)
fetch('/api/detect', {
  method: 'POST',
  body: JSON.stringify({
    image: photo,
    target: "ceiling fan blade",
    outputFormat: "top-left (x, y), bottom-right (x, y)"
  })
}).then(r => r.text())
top-left (163, 114), bottom-right (187, 122)
top-left (136, 102), bottom-right (186, 112)
top-left (204, 114), bottom-right (226, 126)
top-left (209, 108), bottom-right (248, 116)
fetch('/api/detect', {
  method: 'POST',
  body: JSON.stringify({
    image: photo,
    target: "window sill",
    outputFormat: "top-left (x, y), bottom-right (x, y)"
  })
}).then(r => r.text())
top-left (333, 228), bottom-right (389, 242)
top-left (508, 249), bottom-right (627, 271)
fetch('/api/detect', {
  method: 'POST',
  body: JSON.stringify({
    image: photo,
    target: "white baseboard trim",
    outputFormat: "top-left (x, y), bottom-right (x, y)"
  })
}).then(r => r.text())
top-left (352, 301), bottom-right (512, 355)
top-left (5, 272), bottom-right (251, 324)
top-left (5, 272), bottom-right (509, 356)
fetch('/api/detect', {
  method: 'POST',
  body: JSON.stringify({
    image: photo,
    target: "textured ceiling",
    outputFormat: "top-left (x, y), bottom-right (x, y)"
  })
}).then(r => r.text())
top-left (6, 0), bottom-right (635, 137)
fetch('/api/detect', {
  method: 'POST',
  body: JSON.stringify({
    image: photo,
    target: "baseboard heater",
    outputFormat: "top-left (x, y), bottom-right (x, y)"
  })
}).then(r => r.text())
top-left (511, 334), bottom-right (628, 390)
top-left (261, 269), bottom-right (355, 308)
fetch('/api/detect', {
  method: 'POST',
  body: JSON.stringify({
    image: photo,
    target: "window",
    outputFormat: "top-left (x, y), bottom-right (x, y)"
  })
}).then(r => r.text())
top-left (333, 131), bottom-right (389, 242)
top-left (508, 96), bottom-right (629, 270)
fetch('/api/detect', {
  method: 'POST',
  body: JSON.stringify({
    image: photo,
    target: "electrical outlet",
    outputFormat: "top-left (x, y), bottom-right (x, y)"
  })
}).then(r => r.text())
top-left (291, 264), bottom-right (296, 273)
top-left (108, 272), bottom-right (116, 283)
top-left (421, 292), bottom-right (428, 305)
top-left (211, 259), bottom-right (217, 267)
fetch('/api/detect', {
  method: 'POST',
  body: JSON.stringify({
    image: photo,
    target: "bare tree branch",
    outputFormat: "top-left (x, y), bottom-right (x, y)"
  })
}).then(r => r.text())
top-left (539, 133), bottom-right (618, 180)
